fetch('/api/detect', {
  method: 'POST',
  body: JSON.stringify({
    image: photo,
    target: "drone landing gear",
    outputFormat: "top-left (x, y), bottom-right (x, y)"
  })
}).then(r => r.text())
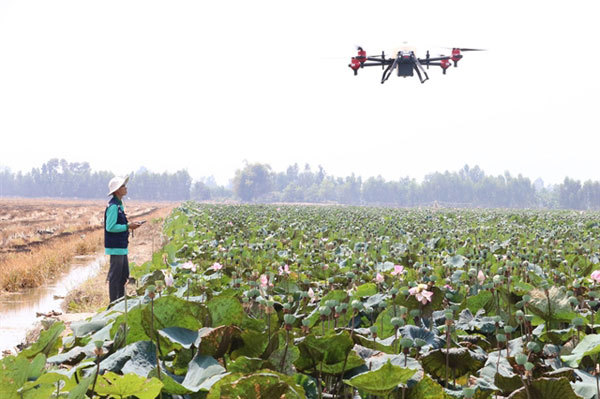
top-left (380, 58), bottom-right (398, 84)
top-left (414, 59), bottom-right (429, 84)
top-left (414, 66), bottom-right (429, 84)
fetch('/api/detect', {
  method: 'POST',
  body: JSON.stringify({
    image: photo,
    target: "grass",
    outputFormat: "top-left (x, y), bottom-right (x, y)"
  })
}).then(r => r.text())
top-left (0, 230), bottom-right (104, 291)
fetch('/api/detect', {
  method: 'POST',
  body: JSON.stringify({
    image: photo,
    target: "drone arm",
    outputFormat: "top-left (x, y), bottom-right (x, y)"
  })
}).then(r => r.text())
top-left (361, 62), bottom-right (388, 67)
top-left (418, 56), bottom-right (450, 63)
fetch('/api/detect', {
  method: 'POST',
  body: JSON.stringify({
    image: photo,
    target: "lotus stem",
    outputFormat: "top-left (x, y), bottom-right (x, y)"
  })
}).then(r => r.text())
top-left (280, 329), bottom-right (290, 372)
top-left (91, 351), bottom-right (101, 396)
top-left (150, 294), bottom-right (162, 382)
top-left (267, 313), bottom-right (271, 348)
top-left (335, 350), bottom-right (350, 398)
top-left (545, 288), bottom-right (551, 333)
top-left (595, 355), bottom-right (600, 399)
top-left (124, 293), bottom-right (128, 344)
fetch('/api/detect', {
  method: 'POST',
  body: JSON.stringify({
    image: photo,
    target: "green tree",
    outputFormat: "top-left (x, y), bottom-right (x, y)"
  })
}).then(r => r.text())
top-left (232, 163), bottom-right (273, 202)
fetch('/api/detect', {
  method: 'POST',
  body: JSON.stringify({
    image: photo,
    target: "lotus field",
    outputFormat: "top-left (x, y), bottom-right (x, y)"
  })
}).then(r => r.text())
top-left (4, 203), bottom-right (600, 399)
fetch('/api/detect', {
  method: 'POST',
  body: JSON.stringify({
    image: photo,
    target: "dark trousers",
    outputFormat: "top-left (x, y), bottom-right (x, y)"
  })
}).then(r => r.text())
top-left (107, 255), bottom-right (129, 302)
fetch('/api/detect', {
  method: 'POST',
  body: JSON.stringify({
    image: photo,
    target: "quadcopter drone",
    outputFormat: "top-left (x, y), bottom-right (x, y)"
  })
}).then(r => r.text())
top-left (349, 46), bottom-right (483, 84)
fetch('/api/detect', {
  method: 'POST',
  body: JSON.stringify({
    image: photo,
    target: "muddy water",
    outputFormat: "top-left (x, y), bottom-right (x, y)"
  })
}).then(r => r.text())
top-left (0, 254), bottom-right (106, 356)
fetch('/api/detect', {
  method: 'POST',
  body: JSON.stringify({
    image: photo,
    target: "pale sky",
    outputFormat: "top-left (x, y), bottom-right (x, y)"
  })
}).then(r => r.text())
top-left (0, 0), bottom-right (598, 186)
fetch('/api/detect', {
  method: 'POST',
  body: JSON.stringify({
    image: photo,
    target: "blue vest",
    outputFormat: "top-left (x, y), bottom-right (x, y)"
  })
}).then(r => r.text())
top-left (104, 197), bottom-right (129, 249)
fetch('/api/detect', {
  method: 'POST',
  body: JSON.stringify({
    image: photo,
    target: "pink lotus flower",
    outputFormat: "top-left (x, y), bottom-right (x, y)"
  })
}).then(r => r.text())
top-left (409, 284), bottom-right (433, 304)
top-left (163, 270), bottom-right (174, 287)
top-left (591, 270), bottom-right (600, 284)
top-left (259, 274), bottom-right (273, 289)
top-left (307, 287), bottom-right (315, 302)
top-left (260, 274), bottom-right (269, 288)
top-left (323, 264), bottom-right (329, 270)
top-left (391, 265), bottom-right (404, 277)
top-left (278, 264), bottom-right (290, 276)
top-left (477, 270), bottom-right (486, 284)
top-left (374, 273), bottom-right (384, 284)
top-left (181, 261), bottom-right (197, 273)
top-left (211, 262), bottom-right (223, 271)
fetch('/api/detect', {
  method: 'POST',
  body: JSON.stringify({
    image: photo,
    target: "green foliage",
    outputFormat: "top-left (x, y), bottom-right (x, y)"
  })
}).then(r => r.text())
top-left (421, 348), bottom-right (485, 380)
top-left (180, 353), bottom-right (226, 392)
top-left (95, 371), bottom-right (163, 399)
top-left (507, 377), bottom-right (581, 399)
top-left (561, 334), bottom-right (600, 367)
top-left (405, 375), bottom-right (445, 399)
top-left (344, 359), bottom-right (416, 396)
top-left (207, 296), bottom-right (244, 326)
top-left (295, 331), bottom-right (362, 375)
top-left (12, 204), bottom-right (600, 399)
top-left (0, 353), bottom-right (47, 399)
top-left (20, 322), bottom-right (65, 359)
top-left (207, 370), bottom-right (306, 399)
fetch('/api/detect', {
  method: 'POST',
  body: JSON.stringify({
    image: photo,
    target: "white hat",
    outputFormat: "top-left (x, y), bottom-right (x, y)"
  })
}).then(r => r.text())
top-left (107, 176), bottom-right (129, 196)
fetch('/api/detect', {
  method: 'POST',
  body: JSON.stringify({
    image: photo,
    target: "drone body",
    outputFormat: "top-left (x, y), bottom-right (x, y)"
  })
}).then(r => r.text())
top-left (349, 46), bottom-right (483, 84)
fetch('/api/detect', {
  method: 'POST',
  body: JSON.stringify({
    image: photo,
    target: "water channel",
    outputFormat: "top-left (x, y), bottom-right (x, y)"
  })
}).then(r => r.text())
top-left (0, 254), bottom-right (105, 357)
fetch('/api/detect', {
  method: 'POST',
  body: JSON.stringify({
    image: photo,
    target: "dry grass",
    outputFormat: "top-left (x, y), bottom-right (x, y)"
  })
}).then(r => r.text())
top-left (0, 198), bottom-right (165, 292)
top-left (0, 230), bottom-right (104, 291)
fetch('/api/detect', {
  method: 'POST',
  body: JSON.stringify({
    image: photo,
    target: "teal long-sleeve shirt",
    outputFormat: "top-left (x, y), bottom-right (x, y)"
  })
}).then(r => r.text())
top-left (105, 198), bottom-right (128, 255)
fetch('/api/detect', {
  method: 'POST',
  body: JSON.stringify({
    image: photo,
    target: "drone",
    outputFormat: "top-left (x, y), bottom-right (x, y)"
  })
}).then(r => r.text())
top-left (349, 46), bottom-right (484, 84)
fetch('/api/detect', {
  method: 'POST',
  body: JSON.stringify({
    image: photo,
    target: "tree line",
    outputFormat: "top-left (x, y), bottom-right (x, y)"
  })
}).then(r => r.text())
top-left (0, 159), bottom-right (197, 201)
top-left (1, 159), bottom-right (599, 209)
top-left (231, 162), bottom-right (600, 209)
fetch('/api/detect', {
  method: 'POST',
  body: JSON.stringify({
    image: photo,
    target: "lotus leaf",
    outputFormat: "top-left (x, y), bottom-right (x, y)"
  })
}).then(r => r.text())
top-left (561, 334), bottom-right (600, 367)
top-left (20, 322), bottom-right (64, 359)
top-left (99, 340), bottom-right (156, 376)
top-left (207, 369), bottom-right (305, 399)
top-left (95, 371), bottom-right (163, 399)
top-left (181, 353), bottom-right (226, 392)
top-left (343, 359), bottom-right (416, 396)
top-left (405, 374), bottom-right (445, 399)
top-left (507, 377), bottom-right (581, 399)
top-left (421, 347), bottom-right (486, 381)
top-left (207, 296), bottom-right (244, 326)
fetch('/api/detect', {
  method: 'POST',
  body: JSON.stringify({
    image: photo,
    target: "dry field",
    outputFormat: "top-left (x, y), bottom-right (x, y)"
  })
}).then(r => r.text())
top-left (0, 198), bottom-right (173, 292)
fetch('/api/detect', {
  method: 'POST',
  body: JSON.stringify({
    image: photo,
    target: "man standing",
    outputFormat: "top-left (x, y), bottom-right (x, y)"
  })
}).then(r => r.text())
top-left (104, 176), bottom-right (142, 302)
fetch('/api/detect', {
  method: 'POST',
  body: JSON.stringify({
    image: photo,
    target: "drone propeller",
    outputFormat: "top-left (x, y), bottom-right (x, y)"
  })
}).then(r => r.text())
top-left (444, 47), bottom-right (486, 52)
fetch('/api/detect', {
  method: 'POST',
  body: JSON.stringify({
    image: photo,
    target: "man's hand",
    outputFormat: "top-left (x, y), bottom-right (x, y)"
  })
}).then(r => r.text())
top-left (129, 221), bottom-right (143, 231)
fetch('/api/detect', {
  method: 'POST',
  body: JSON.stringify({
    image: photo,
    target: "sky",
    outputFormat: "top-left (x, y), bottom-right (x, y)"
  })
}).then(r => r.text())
top-left (0, 0), bottom-right (598, 187)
